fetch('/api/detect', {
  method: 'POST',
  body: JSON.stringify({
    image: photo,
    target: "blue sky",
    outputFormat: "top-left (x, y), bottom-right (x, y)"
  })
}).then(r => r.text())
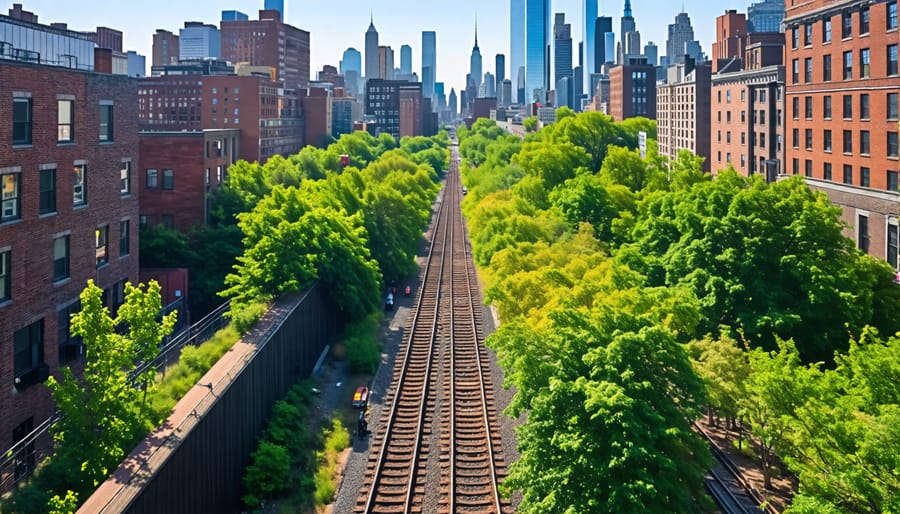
top-left (9, 0), bottom-right (727, 93)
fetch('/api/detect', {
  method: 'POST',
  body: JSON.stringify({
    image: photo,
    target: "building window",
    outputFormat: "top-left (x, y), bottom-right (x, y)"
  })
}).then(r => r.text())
top-left (805, 58), bottom-right (813, 83)
top-left (844, 164), bottom-right (853, 184)
top-left (889, 132), bottom-right (899, 158)
top-left (860, 131), bottom-right (871, 154)
top-left (823, 18), bottom-right (832, 42)
top-left (842, 11), bottom-right (853, 38)
top-left (728, 132), bottom-right (732, 144)
top-left (823, 54), bottom-right (832, 81)
top-left (120, 220), bottom-right (130, 257)
top-left (804, 23), bottom-right (813, 46)
top-left (99, 104), bottom-right (113, 142)
top-left (39, 168), bottom-right (56, 214)
top-left (96, 226), bottom-right (109, 267)
top-left (58, 301), bottom-right (83, 363)
top-left (824, 162), bottom-right (832, 181)
top-left (889, 44), bottom-right (899, 76)
top-left (890, 1), bottom-right (898, 30)
top-left (717, 90), bottom-right (722, 103)
top-left (891, 93), bottom-right (900, 119)
top-left (1, 172), bottom-right (21, 222)
top-left (793, 128), bottom-right (800, 148)
top-left (791, 97), bottom-right (799, 118)
top-left (14, 318), bottom-right (44, 382)
top-left (888, 171), bottom-right (899, 192)
top-left (53, 236), bottom-right (69, 282)
top-left (858, 214), bottom-right (870, 252)
top-left (844, 130), bottom-right (853, 153)
top-left (843, 51), bottom-right (853, 80)
top-left (861, 167), bottom-right (870, 187)
top-left (57, 100), bottom-right (74, 143)
top-left (120, 162), bottom-right (131, 195)
top-left (792, 59), bottom-right (799, 83)
top-left (889, 222), bottom-right (899, 269)
top-left (146, 169), bottom-right (158, 189)
top-left (73, 164), bottom-right (86, 206)
top-left (726, 111), bottom-right (731, 123)
top-left (726, 90), bottom-right (732, 103)
top-left (861, 94), bottom-right (870, 119)
top-left (741, 111), bottom-right (746, 123)
top-left (0, 250), bottom-right (9, 302)
top-left (759, 110), bottom-right (766, 124)
top-left (792, 26), bottom-right (799, 49)
top-left (161, 214), bottom-right (175, 229)
top-left (162, 169), bottom-right (174, 190)
top-left (843, 95), bottom-right (852, 119)
top-left (860, 49), bottom-right (870, 78)
top-left (824, 96), bottom-right (832, 119)
top-left (860, 7), bottom-right (870, 34)
top-left (805, 96), bottom-right (813, 118)
top-left (13, 98), bottom-right (32, 145)
top-left (806, 129), bottom-right (813, 150)
top-left (824, 129), bottom-right (832, 152)
top-left (805, 159), bottom-right (813, 177)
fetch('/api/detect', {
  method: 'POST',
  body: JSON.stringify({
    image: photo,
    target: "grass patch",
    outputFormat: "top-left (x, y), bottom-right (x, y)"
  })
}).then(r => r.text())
top-left (314, 418), bottom-right (350, 507)
top-left (148, 323), bottom-right (242, 421)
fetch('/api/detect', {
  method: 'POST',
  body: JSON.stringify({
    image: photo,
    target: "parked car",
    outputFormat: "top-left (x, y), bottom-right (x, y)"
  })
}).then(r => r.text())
top-left (352, 386), bottom-right (369, 409)
top-left (385, 293), bottom-right (394, 311)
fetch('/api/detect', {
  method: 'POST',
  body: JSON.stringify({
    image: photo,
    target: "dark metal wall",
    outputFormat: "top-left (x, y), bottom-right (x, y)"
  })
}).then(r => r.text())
top-left (124, 283), bottom-right (335, 514)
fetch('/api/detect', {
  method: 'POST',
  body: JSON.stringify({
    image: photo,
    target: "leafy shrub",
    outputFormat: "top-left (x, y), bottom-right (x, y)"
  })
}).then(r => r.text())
top-left (341, 315), bottom-right (382, 374)
top-left (242, 441), bottom-right (291, 508)
top-left (228, 300), bottom-right (269, 335)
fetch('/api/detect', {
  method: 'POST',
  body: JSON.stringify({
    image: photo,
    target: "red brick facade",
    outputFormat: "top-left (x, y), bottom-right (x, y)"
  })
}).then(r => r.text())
top-left (784, 0), bottom-right (900, 266)
top-left (138, 129), bottom-right (239, 232)
top-left (609, 62), bottom-right (657, 121)
top-left (220, 10), bottom-right (310, 90)
top-left (0, 60), bottom-right (138, 459)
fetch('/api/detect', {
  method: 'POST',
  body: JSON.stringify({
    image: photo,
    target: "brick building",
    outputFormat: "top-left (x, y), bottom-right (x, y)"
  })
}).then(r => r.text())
top-left (657, 58), bottom-right (712, 171)
top-left (609, 59), bottom-right (657, 121)
top-left (784, 0), bottom-right (900, 266)
top-left (0, 17), bottom-right (138, 482)
top-left (138, 129), bottom-right (239, 232)
top-left (220, 9), bottom-right (310, 90)
top-left (366, 79), bottom-right (434, 139)
top-left (137, 74), bottom-right (304, 163)
top-left (301, 87), bottom-right (333, 148)
top-left (151, 29), bottom-right (180, 70)
top-left (710, 8), bottom-right (786, 180)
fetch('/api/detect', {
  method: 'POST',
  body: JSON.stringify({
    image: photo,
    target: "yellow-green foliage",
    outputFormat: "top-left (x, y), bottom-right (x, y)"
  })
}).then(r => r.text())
top-left (149, 324), bottom-right (241, 421)
top-left (314, 418), bottom-right (350, 506)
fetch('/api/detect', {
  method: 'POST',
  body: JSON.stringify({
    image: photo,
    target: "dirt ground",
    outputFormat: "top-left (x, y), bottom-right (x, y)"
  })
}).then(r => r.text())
top-left (697, 417), bottom-right (797, 511)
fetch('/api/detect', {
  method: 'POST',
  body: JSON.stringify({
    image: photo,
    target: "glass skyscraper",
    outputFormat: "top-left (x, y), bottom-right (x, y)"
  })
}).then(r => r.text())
top-left (583, 0), bottom-right (597, 93)
top-left (525, 0), bottom-right (550, 104)
top-left (747, 0), bottom-right (785, 33)
top-left (422, 31), bottom-right (436, 103)
top-left (510, 0), bottom-right (525, 104)
top-left (264, 0), bottom-right (284, 19)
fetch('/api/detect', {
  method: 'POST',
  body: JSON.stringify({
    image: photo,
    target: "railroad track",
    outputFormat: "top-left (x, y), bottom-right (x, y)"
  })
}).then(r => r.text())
top-left (695, 423), bottom-right (772, 514)
top-left (356, 141), bottom-right (509, 513)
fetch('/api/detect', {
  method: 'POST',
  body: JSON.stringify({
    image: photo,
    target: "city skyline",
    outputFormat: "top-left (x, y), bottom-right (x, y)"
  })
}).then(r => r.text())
top-left (10, 0), bottom-right (725, 94)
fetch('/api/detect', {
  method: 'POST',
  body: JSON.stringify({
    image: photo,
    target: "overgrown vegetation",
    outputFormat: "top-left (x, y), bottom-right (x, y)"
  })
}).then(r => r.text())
top-left (240, 383), bottom-right (351, 511)
top-left (459, 114), bottom-right (900, 513)
top-left (2, 281), bottom-right (176, 514)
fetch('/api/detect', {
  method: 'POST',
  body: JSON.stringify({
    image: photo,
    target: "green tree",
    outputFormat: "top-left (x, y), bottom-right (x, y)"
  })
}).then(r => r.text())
top-left (47, 280), bottom-right (177, 504)
top-left (523, 116), bottom-right (539, 133)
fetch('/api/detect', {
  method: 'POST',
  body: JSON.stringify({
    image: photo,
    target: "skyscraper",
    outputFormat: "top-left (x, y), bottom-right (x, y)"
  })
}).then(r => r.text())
top-left (525, 0), bottom-right (551, 103)
top-left (554, 13), bottom-right (573, 108)
top-left (747, 0), bottom-right (784, 33)
top-left (449, 88), bottom-right (458, 115)
top-left (179, 22), bottom-right (221, 60)
top-left (469, 20), bottom-right (483, 94)
top-left (496, 53), bottom-right (506, 84)
top-left (422, 31), bottom-right (436, 103)
top-left (594, 16), bottom-right (613, 69)
top-left (264, 0), bottom-right (284, 19)
top-left (365, 16), bottom-right (379, 80)
top-left (618, 0), bottom-right (642, 64)
top-left (400, 44), bottom-right (412, 76)
top-left (583, 0), bottom-right (597, 92)
top-left (666, 12), bottom-right (695, 65)
top-left (341, 47), bottom-right (362, 75)
top-left (644, 41), bottom-right (658, 67)
top-left (510, 0), bottom-right (525, 104)
top-left (378, 45), bottom-right (394, 80)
